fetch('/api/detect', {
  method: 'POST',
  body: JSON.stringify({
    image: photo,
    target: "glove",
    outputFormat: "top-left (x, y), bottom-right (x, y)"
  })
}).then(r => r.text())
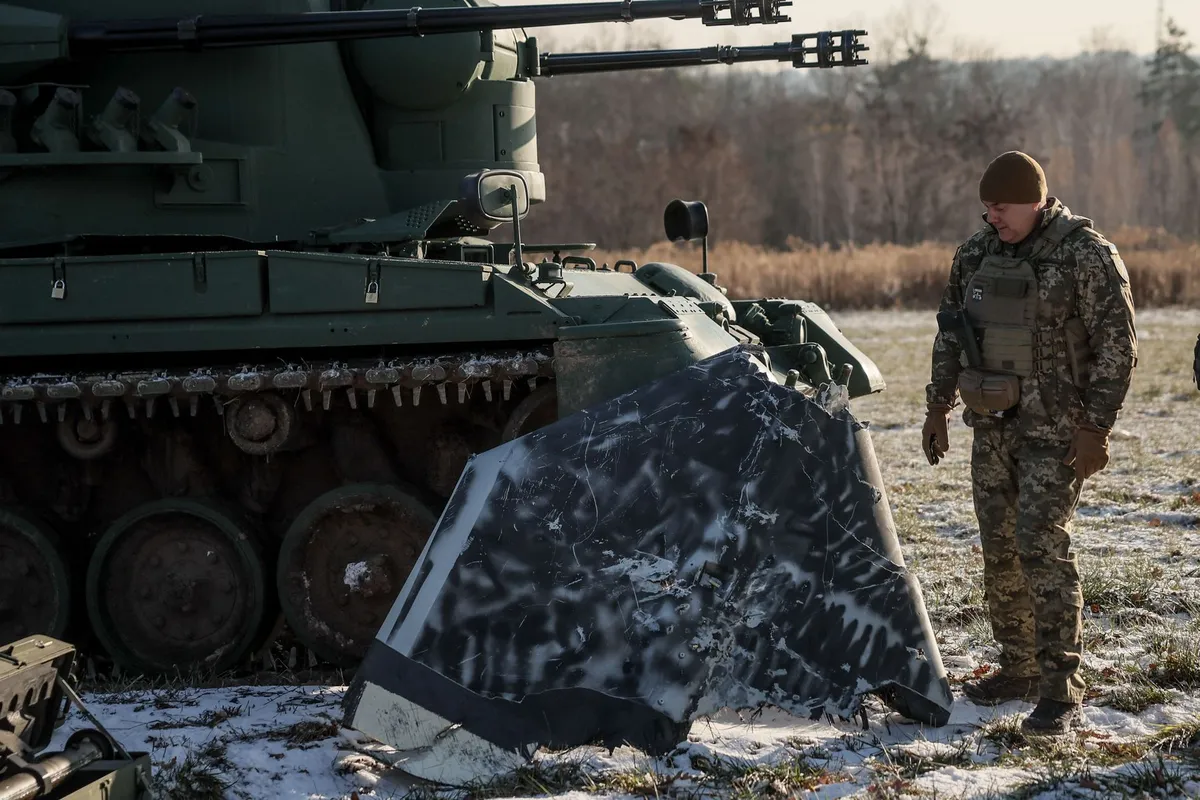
top-left (922, 403), bottom-right (953, 465)
top-left (1064, 422), bottom-right (1110, 481)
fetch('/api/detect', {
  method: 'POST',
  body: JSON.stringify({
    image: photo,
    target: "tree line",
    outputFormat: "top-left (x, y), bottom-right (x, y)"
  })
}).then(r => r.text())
top-left (520, 18), bottom-right (1200, 252)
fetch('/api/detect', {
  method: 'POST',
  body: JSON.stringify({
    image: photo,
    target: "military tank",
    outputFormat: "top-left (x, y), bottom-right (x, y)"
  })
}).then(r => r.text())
top-left (0, 0), bottom-right (880, 676)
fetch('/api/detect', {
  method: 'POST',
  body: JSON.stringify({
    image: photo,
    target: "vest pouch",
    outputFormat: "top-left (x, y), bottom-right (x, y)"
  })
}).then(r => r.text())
top-left (957, 367), bottom-right (1020, 414)
top-left (965, 258), bottom-right (1038, 327)
top-left (1063, 317), bottom-right (1092, 388)
top-left (979, 326), bottom-right (1034, 378)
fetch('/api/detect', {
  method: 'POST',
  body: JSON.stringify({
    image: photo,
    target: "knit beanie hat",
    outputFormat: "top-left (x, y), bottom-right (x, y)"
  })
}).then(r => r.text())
top-left (978, 151), bottom-right (1047, 204)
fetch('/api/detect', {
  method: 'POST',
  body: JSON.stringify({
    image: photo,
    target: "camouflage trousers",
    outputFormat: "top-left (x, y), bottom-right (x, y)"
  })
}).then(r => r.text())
top-left (971, 421), bottom-right (1086, 705)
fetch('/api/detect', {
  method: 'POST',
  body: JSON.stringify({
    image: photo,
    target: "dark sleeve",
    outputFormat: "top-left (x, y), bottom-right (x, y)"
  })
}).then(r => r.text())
top-left (924, 245), bottom-right (966, 407)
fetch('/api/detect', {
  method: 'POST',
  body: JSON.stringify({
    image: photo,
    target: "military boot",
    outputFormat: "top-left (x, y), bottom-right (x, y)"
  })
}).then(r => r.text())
top-left (961, 671), bottom-right (1039, 706)
top-left (1020, 698), bottom-right (1081, 736)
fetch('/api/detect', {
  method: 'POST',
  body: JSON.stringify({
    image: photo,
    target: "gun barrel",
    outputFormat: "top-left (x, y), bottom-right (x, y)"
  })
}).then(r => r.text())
top-left (0, 735), bottom-right (106, 800)
top-left (538, 30), bottom-right (868, 75)
top-left (67, 0), bottom-right (792, 54)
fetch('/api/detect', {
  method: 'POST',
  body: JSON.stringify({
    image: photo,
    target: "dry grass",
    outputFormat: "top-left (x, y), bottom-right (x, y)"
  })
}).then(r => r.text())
top-left (154, 740), bottom-right (234, 800)
top-left (585, 225), bottom-right (1200, 309)
top-left (429, 750), bottom-right (849, 800)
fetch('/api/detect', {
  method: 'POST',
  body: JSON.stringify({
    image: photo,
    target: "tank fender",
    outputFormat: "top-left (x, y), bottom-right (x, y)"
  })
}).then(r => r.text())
top-left (633, 262), bottom-right (736, 323)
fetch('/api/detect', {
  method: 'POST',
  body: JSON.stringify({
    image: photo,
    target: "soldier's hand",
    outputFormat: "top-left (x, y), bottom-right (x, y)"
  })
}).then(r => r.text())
top-left (922, 404), bottom-right (953, 465)
top-left (1064, 422), bottom-right (1110, 481)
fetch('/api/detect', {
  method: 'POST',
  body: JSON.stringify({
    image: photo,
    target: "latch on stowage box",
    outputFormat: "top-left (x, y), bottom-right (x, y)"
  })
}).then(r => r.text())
top-left (192, 253), bottom-right (208, 291)
top-left (49, 257), bottom-right (67, 300)
top-left (365, 259), bottom-right (381, 304)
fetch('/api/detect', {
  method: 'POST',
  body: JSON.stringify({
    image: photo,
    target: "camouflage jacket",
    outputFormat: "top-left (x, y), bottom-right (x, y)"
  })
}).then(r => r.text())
top-left (925, 198), bottom-right (1138, 442)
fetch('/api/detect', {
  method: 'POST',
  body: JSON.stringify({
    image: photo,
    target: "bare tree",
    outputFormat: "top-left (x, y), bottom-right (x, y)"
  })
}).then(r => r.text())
top-left (519, 14), bottom-right (1200, 249)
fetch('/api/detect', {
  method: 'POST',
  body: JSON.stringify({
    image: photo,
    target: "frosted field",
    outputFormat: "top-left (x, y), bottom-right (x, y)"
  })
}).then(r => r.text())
top-left (52, 308), bottom-right (1200, 799)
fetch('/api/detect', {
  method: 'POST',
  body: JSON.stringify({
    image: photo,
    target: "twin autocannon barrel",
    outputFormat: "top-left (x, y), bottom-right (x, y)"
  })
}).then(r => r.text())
top-left (62, 0), bottom-right (867, 73)
top-left (537, 31), bottom-right (868, 74)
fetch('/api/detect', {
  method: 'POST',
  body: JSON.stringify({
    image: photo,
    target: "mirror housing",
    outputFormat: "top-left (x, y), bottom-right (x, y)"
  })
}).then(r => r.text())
top-left (460, 169), bottom-right (532, 269)
top-left (664, 199), bottom-right (709, 242)
top-left (663, 198), bottom-right (714, 282)
top-left (461, 169), bottom-right (530, 225)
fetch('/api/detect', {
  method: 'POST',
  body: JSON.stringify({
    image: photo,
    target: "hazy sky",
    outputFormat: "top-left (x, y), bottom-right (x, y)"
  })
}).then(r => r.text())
top-left (501, 0), bottom-right (1199, 63)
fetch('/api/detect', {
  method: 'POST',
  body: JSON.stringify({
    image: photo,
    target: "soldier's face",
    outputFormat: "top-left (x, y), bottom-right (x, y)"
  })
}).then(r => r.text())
top-left (984, 201), bottom-right (1042, 243)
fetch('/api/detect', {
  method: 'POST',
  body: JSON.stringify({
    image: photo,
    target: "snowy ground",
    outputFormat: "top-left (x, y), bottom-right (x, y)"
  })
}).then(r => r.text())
top-left (52, 308), bottom-right (1200, 799)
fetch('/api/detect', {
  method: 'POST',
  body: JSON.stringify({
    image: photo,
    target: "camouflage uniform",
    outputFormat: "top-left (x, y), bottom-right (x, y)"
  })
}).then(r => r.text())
top-left (1193, 333), bottom-right (1199, 389)
top-left (925, 198), bottom-right (1138, 705)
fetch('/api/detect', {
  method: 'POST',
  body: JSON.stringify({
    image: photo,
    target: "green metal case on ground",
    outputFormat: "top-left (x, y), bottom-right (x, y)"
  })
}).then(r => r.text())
top-left (0, 636), bottom-right (152, 800)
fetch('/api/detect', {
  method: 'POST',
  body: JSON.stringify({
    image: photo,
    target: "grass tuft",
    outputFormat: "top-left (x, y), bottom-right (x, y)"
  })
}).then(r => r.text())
top-left (690, 754), bottom-right (850, 797)
top-left (1147, 718), bottom-right (1200, 753)
top-left (978, 715), bottom-right (1029, 751)
top-left (147, 704), bottom-right (245, 730)
top-left (1080, 555), bottom-right (1196, 615)
top-left (1100, 681), bottom-right (1175, 714)
top-left (154, 740), bottom-right (234, 800)
top-left (876, 740), bottom-right (974, 780)
top-left (1140, 629), bottom-right (1200, 689)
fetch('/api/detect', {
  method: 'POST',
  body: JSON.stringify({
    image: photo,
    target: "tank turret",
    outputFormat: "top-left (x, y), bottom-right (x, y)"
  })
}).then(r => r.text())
top-left (0, 0), bottom-right (881, 677)
top-left (0, 1), bottom-right (864, 250)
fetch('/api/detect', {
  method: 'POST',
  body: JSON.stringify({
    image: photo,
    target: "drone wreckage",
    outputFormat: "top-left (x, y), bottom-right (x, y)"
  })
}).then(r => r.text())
top-left (0, 0), bottom-right (953, 791)
top-left (343, 344), bottom-right (955, 785)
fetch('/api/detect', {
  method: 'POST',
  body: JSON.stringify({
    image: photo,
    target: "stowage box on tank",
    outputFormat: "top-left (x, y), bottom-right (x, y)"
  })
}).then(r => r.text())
top-left (0, 0), bottom-right (882, 676)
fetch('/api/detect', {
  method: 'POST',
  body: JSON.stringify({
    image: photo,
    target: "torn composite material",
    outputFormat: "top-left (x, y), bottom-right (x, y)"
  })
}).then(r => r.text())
top-left (343, 344), bottom-right (953, 784)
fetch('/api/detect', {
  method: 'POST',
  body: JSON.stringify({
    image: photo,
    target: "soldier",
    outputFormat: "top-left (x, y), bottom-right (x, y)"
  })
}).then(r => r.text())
top-left (921, 151), bottom-right (1138, 735)
top-left (1193, 332), bottom-right (1199, 389)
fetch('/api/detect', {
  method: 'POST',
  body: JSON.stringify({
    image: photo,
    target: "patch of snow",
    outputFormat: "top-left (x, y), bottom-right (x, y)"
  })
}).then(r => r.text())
top-left (344, 561), bottom-right (370, 589)
top-left (912, 765), bottom-right (1039, 799)
top-left (48, 685), bottom-right (395, 800)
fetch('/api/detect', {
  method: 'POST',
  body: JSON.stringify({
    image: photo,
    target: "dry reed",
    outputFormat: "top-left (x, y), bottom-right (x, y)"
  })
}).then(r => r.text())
top-left (581, 225), bottom-right (1200, 310)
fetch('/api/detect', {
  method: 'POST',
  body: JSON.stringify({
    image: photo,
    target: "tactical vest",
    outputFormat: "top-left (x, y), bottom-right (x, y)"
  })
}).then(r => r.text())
top-left (957, 212), bottom-right (1095, 416)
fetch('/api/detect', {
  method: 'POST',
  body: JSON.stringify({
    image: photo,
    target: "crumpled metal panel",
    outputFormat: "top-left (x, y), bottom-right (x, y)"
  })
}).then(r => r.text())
top-left (343, 344), bottom-right (952, 785)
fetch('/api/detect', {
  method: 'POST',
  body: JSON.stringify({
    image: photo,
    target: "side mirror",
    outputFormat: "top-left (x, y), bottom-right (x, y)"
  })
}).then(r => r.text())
top-left (664, 199), bottom-right (709, 242)
top-left (461, 169), bottom-right (530, 224)
top-left (460, 169), bottom-right (532, 269)
top-left (663, 199), bottom-right (713, 281)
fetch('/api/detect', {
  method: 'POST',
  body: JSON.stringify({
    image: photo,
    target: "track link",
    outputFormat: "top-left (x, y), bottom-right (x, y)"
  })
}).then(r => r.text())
top-left (0, 347), bottom-right (557, 423)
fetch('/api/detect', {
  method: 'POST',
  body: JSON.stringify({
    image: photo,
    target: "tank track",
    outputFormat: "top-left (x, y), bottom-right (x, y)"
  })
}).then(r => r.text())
top-left (0, 348), bottom-right (555, 423)
top-left (0, 346), bottom-right (559, 680)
